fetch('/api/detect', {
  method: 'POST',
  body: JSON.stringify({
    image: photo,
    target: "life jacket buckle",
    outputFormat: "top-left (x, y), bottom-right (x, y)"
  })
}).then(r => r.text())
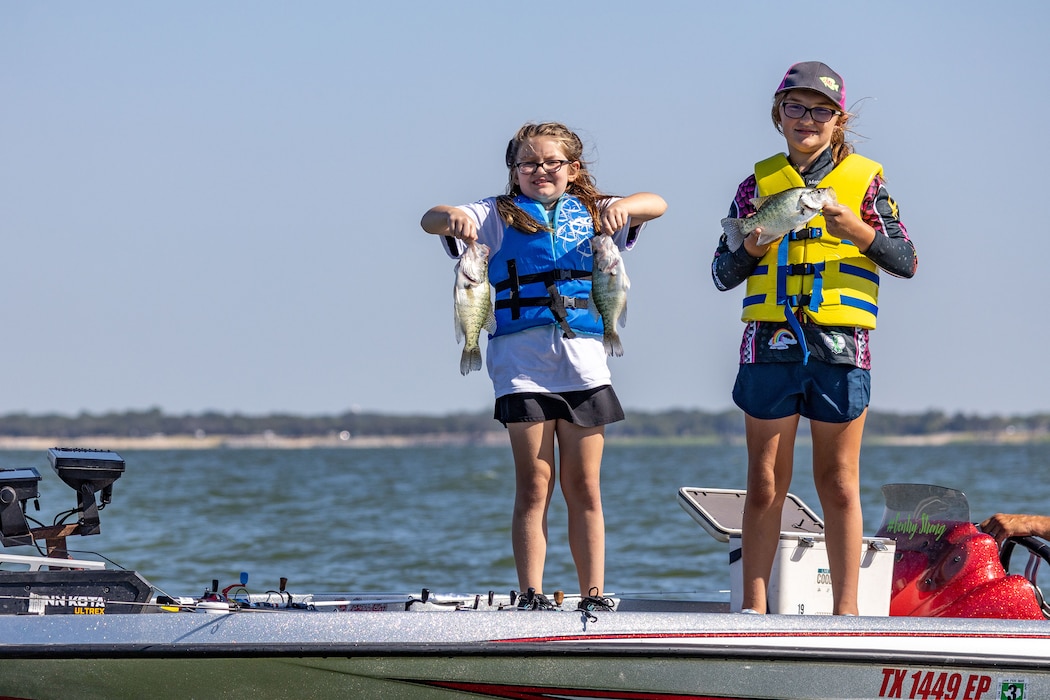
top-left (783, 294), bottom-right (812, 308)
top-left (789, 227), bottom-right (823, 241)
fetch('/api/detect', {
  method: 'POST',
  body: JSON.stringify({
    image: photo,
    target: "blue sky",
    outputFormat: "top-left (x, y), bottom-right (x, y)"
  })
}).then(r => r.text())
top-left (2, 1), bottom-right (1047, 418)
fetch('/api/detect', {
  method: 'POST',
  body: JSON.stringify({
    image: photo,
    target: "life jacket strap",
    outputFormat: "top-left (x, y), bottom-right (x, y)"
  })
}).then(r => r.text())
top-left (545, 278), bottom-right (575, 339)
top-left (494, 259), bottom-right (593, 338)
top-left (492, 267), bottom-right (591, 292)
top-left (494, 295), bottom-right (590, 340)
top-left (785, 262), bottom-right (819, 276)
top-left (494, 296), bottom-right (590, 310)
top-left (783, 303), bottom-right (810, 365)
top-left (506, 259), bottom-right (522, 319)
top-left (788, 226), bottom-right (823, 241)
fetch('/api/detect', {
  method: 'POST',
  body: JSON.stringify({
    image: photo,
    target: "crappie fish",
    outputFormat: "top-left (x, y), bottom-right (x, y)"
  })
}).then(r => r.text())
top-left (453, 242), bottom-right (496, 375)
top-left (721, 187), bottom-right (837, 252)
top-left (589, 234), bottom-right (630, 357)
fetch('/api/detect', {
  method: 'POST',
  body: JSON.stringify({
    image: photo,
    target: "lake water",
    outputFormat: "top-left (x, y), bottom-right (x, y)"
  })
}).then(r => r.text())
top-left (2, 443), bottom-right (1048, 600)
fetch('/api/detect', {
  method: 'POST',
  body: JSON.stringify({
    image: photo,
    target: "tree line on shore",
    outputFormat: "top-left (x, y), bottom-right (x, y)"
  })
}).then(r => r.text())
top-left (0, 407), bottom-right (1046, 440)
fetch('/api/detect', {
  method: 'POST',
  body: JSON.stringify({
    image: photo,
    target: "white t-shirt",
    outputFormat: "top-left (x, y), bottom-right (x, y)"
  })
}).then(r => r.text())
top-left (444, 196), bottom-right (641, 399)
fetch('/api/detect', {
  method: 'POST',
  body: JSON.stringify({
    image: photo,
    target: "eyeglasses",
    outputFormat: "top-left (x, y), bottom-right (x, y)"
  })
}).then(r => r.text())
top-left (513, 160), bottom-right (571, 175)
top-left (781, 102), bottom-right (841, 123)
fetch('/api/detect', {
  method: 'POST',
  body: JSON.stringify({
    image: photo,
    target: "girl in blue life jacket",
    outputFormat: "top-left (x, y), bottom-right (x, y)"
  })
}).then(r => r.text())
top-left (712, 62), bottom-right (918, 615)
top-left (422, 122), bottom-right (666, 610)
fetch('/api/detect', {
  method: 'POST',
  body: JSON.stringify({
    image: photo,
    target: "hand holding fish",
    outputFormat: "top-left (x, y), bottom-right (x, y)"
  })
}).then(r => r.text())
top-left (599, 192), bottom-right (667, 235)
top-left (820, 201), bottom-right (876, 251)
top-left (599, 199), bottom-right (632, 235)
top-left (421, 205), bottom-right (479, 243)
top-left (721, 187), bottom-right (838, 253)
top-left (742, 227), bottom-right (774, 258)
top-left (444, 207), bottom-right (478, 243)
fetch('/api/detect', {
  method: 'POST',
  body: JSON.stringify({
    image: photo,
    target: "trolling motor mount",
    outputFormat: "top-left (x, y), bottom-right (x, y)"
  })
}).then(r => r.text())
top-left (48, 448), bottom-right (126, 536)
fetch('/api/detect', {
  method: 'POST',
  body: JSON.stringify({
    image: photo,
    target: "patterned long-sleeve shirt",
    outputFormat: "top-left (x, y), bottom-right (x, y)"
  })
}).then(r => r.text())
top-left (711, 148), bottom-right (917, 368)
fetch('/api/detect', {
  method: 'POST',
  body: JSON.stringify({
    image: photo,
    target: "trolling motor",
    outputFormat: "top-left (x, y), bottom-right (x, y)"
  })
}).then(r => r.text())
top-left (48, 447), bottom-right (125, 536)
top-left (0, 447), bottom-right (125, 554)
top-left (0, 448), bottom-right (151, 615)
top-left (0, 467), bottom-right (41, 546)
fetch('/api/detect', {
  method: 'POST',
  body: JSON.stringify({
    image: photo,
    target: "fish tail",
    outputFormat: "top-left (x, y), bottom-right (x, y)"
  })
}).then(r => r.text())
top-left (460, 345), bottom-right (483, 375)
top-left (603, 329), bottom-right (624, 358)
top-left (720, 217), bottom-right (745, 253)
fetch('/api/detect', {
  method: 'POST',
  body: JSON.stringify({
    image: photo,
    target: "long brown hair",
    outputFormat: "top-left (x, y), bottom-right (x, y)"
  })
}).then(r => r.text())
top-left (771, 93), bottom-right (855, 165)
top-left (495, 122), bottom-right (610, 234)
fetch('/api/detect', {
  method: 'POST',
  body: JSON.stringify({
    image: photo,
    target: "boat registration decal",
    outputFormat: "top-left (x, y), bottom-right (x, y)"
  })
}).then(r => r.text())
top-left (877, 668), bottom-right (1027, 699)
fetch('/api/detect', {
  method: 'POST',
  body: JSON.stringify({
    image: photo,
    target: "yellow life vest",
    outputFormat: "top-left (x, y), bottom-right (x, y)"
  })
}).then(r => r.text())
top-left (741, 153), bottom-right (883, 330)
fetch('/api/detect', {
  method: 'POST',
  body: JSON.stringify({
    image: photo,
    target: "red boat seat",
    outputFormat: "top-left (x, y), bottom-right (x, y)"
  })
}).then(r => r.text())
top-left (881, 521), bottom-right (1043, 619)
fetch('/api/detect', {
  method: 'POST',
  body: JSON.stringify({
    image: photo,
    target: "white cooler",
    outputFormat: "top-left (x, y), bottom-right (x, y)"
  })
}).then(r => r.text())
top-left (678, 487), bottom-right (895, 616)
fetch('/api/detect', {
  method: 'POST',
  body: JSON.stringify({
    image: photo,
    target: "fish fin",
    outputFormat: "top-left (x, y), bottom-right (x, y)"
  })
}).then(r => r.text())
top-left (604, 331), bottom-right (624, 358)
top-left (483, 309), bottom-right (496, 333)
top-left (749, 195), bottom-right (771, 209)
top-left (720, 217), bottom-right (746, 252)
top-left (588, 293), bottom-right (601, 321)
top-left (460, 346), bottom-right (483, 376)
top-left (454, 310), bottom-right (465, 343)
top-left (619, 303), bottom-right (627, 328)
top-left (756, 230), bottom-right (788, 248)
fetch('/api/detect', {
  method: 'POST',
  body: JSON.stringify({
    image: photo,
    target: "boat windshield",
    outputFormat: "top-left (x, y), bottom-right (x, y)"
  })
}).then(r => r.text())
top-left (877, 483), bottom-right (971, 540)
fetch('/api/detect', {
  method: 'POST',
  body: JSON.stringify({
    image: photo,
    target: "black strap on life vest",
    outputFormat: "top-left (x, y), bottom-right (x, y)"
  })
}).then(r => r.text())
top-left (504, 260), bottom-right (523, 320)
top-left (494, 295), bottom-right (589, 312)
top-left (494, 259), bottom-right (591, 338)
top-left (492, 266), bottom-right (592, 292)
top-left (545, 277), bottom-right (575, 339)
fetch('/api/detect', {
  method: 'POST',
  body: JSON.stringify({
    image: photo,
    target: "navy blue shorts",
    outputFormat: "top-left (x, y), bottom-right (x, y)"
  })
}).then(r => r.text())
top-left (732, 362), bottom-right (870, 423)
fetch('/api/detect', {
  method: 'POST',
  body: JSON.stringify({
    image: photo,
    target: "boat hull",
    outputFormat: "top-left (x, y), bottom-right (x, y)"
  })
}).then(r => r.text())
top-left (2, 610), bottom-right (1048, 699)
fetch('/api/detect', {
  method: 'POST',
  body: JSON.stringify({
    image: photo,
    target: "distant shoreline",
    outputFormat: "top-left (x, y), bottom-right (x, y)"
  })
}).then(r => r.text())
top-left (0, 433), bottom-right (512, 451)
top-left (0, 430), bottom-right (1043, 451)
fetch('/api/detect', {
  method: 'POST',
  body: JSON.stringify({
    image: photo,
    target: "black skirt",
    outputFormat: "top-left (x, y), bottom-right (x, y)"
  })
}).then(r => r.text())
top-left (493, 385), bottom-right (624, 427)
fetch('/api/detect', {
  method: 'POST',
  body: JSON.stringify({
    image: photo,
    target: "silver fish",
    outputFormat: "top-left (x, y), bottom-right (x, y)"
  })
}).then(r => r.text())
top-left (721, 187), bottom-right (838, 252)
top-left (589, 234), bottom-right (630, 357)
top-left (453, 242), bottom-right (496, 375)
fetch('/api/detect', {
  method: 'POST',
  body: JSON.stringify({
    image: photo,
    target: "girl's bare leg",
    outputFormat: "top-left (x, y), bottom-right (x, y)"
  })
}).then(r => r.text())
top-left (507, 420), bottom-right (557, 593)
top-left (556, 420), bottom-right (606, 595)
top-left (811, 409), bottom-right (866, 615)
top-left (741, 413), bottom-right (799, 613)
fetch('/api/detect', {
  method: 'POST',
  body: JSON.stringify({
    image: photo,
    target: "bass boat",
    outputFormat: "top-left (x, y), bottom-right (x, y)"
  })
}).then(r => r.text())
top-left (1, 448), bottom-right (1049, 700)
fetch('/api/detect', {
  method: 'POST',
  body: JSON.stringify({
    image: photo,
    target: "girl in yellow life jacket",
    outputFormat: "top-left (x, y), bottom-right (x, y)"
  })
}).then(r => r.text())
top-left (711, 61), bottom-right (917, 616)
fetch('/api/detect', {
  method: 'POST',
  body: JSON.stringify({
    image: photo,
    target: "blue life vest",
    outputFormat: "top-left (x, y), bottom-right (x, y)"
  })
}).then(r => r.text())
top-left (489, 194), bottom-right (602, 339)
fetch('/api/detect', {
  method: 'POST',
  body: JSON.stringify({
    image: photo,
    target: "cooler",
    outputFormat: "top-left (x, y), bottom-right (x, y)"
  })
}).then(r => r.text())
top-left (678, 487), bottom-right (895, 616)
